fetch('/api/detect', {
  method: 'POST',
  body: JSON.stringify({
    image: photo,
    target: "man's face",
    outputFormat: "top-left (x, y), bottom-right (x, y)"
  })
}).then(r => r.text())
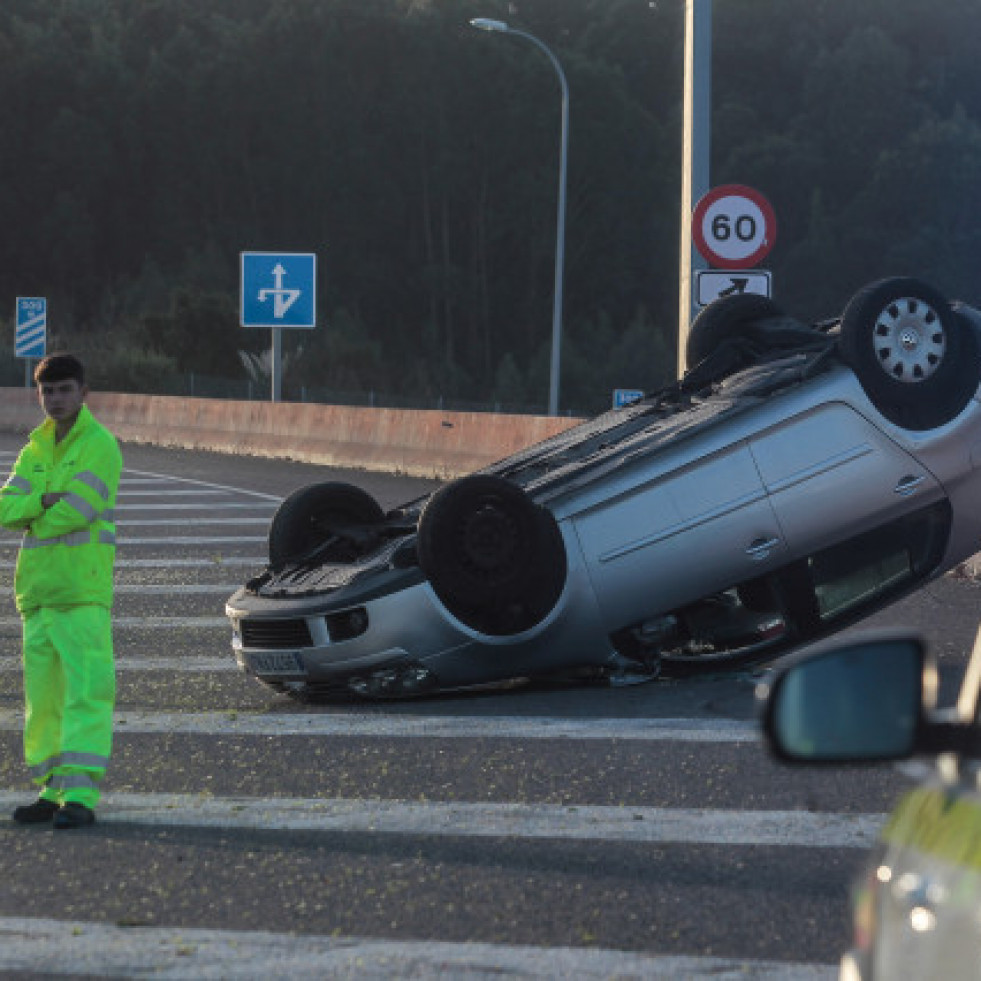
top-left (37, 378), bottom-right (87, 425)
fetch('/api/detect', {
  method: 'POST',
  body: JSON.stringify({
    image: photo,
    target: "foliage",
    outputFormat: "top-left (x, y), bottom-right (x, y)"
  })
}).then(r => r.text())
top-left (0, 0), bottom-right (979, 411)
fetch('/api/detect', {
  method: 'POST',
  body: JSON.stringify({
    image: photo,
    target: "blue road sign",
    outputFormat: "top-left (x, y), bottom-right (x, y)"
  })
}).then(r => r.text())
top-left (15, 297), bottom-right (46, 358)
top-left (240, 252), bottom-right (316, 329)
top-left (613, 388), bottom-right (644, 409)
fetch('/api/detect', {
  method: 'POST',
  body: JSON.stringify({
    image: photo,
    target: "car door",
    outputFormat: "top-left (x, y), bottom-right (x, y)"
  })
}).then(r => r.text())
top-left (748, 403), bottom-right (944, 550)
top-left (571, 440), bottom-right (787, 628)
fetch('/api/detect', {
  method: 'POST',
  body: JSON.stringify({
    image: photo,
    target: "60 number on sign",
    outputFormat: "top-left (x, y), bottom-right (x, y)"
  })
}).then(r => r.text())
top-left (692, 184), bottom-right (777, 270)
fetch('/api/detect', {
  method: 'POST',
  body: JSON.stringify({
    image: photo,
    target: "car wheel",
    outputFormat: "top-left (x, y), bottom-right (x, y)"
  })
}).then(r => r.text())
top-left (839, 277), bottom-right (980, 430)
top-left (685, 293), bottom-right (785, 370)
top-left (268, 481), bottom-right (385, 567)
top-left (417, 474), bottom-right (566, 636)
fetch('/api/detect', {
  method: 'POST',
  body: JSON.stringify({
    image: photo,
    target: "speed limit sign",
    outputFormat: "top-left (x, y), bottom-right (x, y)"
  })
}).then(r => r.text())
top-left (692, 184), bottom-right (777, 269)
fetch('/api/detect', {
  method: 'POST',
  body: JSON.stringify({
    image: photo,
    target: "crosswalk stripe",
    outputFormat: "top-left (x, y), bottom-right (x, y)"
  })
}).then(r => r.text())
top-left (0, 556), bottom-right (265, 569)
top-left (0, 535), bottom-right (266, 546)
top-left (117, 556), bottom-right (263, 567)
top-left (119, 477), bottom-right (188, 484)
top-left (115, 502), bottom-right (276, 510)
top-left (129, 535), bottom-right (265, 545)
top-left (0, 657), bottom-right (235, 673)
top-left (0, 790), bottom-right (887, 849)
top-left (0, 584), bottom-right (239, 596)
top-left (0, 916), bottom-right (835, 980)
top-left (118, 489), bottom-right (228, 496)
top-left (115, 518), bottom-right (270, 526)
top-left (0, 708), bottom-right (760, 742)
top-left (0, 616), bottom-right (227, 629)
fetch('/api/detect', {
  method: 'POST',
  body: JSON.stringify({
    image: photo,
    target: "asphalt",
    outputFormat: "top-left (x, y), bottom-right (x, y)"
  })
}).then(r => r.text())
top-left (0, 433), bottom-right (977, 976)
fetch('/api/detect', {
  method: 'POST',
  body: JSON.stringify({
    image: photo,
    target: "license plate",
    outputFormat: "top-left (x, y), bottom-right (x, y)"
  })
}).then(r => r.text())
top-left (247, 651), bottom-right (305, 676)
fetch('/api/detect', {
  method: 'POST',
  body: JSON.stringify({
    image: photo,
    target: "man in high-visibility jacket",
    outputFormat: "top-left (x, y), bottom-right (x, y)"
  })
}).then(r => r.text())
top-left (0, 353), bottom-right (122, 829)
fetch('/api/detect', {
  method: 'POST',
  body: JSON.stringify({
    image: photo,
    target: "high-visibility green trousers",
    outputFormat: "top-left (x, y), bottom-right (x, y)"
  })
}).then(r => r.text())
top-left (22, 605), bottom-right (115, 809)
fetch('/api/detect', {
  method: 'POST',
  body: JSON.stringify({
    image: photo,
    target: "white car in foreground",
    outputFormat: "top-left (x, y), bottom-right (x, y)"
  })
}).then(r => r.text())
top-left (759, 623), bottom-right (981, 980)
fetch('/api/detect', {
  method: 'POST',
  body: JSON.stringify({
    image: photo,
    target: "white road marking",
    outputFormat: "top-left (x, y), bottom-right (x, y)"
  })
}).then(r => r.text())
top-left (125, 584), bottom-right (237, 593)
top-left (0, 708), bottom-right (760, 743)
top-left (120, 536), bottom-right (265, 545)
top-left (0, 657), bottom-right (235, 672)
top-left (124, 467), bottom-right (283, 501)
top-left (116, 518), bottom-right (270, 526)
top-left (116, 515), bottom-right (269, 524)
top-left (118, 489), bottom-right (228, 496)
top-left (0, 790), bottom-right (887, 849)
top-left (115, 502), bottom-right (276, 510)
top-left (0, 557), bottom-right (264, 569)
top-left (0, 616), bottom-right (227, 629)
top-left (117, 556), bottom-right (264, 567)
top-left (0, 584), bottom-right (239, 595)
top-left (0, 535), bottom-right (266, 547)
top-left (118, 477), bottom-right (183, 484)
top-left (0, 916), bottom-right (835, 980)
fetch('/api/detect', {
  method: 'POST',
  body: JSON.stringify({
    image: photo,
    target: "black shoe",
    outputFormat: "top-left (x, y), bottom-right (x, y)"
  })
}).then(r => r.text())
top-left (13, 797), bottom-right (60, 824)
top-left (53, 802), bottom-right (96, 830)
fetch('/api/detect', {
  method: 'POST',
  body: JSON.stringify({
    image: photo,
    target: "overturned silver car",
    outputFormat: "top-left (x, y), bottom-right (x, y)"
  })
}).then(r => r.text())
top-left (226, 277), bottom-right (981, 699)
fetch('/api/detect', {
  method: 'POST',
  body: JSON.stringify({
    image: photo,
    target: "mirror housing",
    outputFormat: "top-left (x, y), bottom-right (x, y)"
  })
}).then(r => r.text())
top-left (758, 631), bottom-right (936, 763)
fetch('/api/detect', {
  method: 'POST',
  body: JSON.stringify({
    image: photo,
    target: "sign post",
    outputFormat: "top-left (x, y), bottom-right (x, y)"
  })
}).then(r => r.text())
top-left (15, 297), bottom-right (47, 387)
top-left (677, 0), bottom-right (713, 378)
top-left (240, 252), bottom-right (316, 401)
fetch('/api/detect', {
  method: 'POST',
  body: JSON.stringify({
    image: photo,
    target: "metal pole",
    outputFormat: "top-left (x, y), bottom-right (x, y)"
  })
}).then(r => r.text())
top-left (271, 329), bottom-right (282, 402)
top-left (509, 32), bottom-right (569, 417)
top-left (678, 0), bottom-right (712, 379)
top-left (470, 20), bottom-right (568, 416)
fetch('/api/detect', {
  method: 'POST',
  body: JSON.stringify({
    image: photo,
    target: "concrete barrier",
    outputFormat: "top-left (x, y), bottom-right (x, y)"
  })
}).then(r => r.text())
top-left (0, 388), bottom-right (583, 478)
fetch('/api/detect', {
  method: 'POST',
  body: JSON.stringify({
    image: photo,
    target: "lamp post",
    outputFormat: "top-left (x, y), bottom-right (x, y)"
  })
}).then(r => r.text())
top-left (470, 17), bottom-right (568, 416)
top-left (678, 0), bottom-right (712, 379)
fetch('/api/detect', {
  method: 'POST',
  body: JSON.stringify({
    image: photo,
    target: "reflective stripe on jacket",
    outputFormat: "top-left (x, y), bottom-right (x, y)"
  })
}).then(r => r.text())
top-left (0, 405), bottom-right (122, 612)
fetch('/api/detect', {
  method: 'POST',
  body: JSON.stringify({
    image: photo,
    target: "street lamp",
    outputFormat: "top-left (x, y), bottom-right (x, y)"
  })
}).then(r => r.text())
top-left (470, 17), bottom-right (569, 416)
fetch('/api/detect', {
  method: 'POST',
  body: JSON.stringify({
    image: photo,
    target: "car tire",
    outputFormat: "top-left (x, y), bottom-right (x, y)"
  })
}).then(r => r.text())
top-left (685, 293), bottom-right (785, 370)
top-left (417, 474), bottom-right (566, 636)
top-left (268, 481), bottom-right (385, 567)
top-left (839, 277), bottom-right (980, 430)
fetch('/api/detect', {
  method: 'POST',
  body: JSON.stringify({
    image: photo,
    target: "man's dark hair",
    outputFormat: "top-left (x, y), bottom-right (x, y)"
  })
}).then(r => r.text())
top-left (34, 353), bottom-right (85, 386)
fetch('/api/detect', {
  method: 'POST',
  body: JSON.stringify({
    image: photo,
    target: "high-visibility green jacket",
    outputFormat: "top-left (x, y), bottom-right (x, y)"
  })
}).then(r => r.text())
top-left (0, 405), bottom-right (122, 613)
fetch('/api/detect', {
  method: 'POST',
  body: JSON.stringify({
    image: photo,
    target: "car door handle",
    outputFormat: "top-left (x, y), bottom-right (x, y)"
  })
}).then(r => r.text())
top-left (746, 537), bottom-right (780, 560)
top-left (895, 474), bottom-right (926, 497)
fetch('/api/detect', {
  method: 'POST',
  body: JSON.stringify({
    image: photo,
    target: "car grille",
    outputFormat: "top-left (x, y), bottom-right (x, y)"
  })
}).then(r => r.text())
top-left (241, 618), bottom-right (313, 649)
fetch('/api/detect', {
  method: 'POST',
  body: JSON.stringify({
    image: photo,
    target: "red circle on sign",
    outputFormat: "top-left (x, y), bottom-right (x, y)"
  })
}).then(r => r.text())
top-left (692, 184), bottom-right (777, 269)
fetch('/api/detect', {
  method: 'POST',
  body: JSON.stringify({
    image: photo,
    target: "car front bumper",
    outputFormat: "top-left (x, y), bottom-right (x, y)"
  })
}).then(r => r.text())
top-left (226, 556), bottom-right (614, 697)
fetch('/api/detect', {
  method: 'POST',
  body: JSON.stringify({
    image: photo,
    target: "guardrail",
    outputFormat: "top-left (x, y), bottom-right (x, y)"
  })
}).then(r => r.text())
top-left (0, 388), bottom-right (583, 479)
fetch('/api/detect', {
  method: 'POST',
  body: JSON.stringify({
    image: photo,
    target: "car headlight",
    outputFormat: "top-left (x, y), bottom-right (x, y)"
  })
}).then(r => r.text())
top-left (348, 663), bottom-right (438, 698)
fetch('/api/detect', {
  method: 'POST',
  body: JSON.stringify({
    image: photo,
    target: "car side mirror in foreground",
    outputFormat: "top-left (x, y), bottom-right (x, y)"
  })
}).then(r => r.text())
top-left (758, 633), bottom-right (937, 763)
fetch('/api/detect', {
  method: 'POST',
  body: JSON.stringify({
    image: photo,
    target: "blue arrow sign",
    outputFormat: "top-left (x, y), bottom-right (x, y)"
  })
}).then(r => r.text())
top-left (15, 297), bottom-right (46, 358)
top-left (240, 252), bottom-right (316, 329)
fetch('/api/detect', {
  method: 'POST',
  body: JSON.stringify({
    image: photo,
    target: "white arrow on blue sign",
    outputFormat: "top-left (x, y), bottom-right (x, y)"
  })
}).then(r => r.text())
top-left (240, 252), bottom-right (316, 329)
top-left (15, 297), bottom-right (47, 359)
top-left (613, 388), bottom-right (644, 409)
